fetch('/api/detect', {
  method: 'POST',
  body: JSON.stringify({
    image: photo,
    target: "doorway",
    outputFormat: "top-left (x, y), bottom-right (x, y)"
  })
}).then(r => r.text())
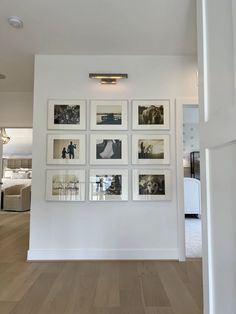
top-left (182, 106), bottom-right (202, 258)
top-left (176, 98), bottom-right (202, 261)
top-left (0, 128), bottom-right (32, 212)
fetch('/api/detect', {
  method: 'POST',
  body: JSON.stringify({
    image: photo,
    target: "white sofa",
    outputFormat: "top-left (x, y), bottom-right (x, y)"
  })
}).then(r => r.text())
top-left (184, 177), bottom-right (201, 216)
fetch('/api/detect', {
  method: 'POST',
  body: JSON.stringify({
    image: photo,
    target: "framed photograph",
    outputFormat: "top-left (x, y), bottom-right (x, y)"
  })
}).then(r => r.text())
top-left (46, 169), bottom-right (85, 201)
top-left (132, 99), bottom-right (170, 130)
top-left (47, 134), bottom-right (86, 164)
top-left (90, 100), bottom-right (128, 130)
top-left (132, 134), bottom-right (170, 164)
top-left (89, 169), bottom-right (128, 201)
top-left (48, 99), bottom-right (86, 130)
top-left (132, 169), bottom-right (171, 201)
top-left (90, 134), bottom-right (128, 165)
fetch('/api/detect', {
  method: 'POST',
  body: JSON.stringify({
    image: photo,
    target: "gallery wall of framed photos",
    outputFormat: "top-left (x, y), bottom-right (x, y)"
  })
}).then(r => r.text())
top-left (28, 54), bottom-right (198, 260)
top-left (46, 98), bottom-right (172, 202)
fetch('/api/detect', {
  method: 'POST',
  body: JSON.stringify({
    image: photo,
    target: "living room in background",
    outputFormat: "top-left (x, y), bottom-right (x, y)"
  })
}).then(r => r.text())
top-left (1, 128), bottom-right (32, 212)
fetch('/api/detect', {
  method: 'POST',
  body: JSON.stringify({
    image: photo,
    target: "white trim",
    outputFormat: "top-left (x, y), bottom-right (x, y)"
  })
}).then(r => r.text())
top-left (27, 248), bottom-right (178, 261)
top-left (197, 1), bottom-right (212, 313)
top-left (205, 148), bottom-right (214, 314)
top-left (175, 97), bottom-right (198, 262)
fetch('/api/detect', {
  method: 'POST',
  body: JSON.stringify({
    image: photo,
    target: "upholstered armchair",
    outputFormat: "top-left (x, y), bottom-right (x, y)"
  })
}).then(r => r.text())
top-left (3, 184), bottom-right (31, 211)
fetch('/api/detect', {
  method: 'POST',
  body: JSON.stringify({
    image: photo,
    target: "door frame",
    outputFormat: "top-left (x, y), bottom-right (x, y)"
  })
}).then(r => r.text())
top-left (176, 97), bottom-right (199, 261)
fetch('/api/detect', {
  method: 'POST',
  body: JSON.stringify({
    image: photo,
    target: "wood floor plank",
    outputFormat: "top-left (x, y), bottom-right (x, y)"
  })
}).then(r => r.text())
top-left (36, 263), bottom-right (78, 314)
top-left (120, 289), bottom-right (143, 307)
top-left (0, 263), bottom-right (41, 301)
top-left (141, 275), bottom-right (170, 307)
top-left (90, 307), bottom-right (146, 314)
top-left (172, 261), bottom-right (203, 310)
top-left (94, 262), bottom-right (120, 307)
top-left (9, 273), bottom-right (58, 314)
top-left (156, 262), bottom-right (202, 314)
top-left (0, 213), bottom-right (203, 314)
top-left (64, 275), bottom-right (97, 314)
top-left (0, 302), bottom-right (17, 314)
top-left (145, 307), bottom-right (174, 314)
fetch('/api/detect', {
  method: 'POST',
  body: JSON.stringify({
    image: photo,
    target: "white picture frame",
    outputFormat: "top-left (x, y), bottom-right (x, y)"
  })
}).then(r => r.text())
top-left (48, 99), bottom-right (86, 130)
top-left (132, 134), bottom-right (170, 164)
top-left (132, 99), bottom-right (170, 130)
top-left (47, 134), bottom-right (86, 164)
top-left (90, 100), bottom-right (128, 130)
top-left (46, 169), bottom-right (86, 201)
top-left (89, 169), bottom-right (128, 201)
top-left (90, 134), bottom-right (128, 165)
top-left (132, 169), bottom-right (171, 201)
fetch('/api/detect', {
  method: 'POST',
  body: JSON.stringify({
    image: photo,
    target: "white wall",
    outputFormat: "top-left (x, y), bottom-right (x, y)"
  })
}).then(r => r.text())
top-left (0, 92), bottom-right (33, 127)
top-left (28, 55), bottom-right (197, 260)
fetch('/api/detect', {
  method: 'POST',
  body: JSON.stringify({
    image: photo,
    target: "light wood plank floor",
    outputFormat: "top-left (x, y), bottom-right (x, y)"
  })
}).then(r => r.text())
top-left (0, 213), bottom-right (203, 314)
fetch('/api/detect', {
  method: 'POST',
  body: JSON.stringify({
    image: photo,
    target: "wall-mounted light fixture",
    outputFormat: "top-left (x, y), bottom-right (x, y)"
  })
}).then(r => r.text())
top-left (89, 73), bottom-right (128, 84)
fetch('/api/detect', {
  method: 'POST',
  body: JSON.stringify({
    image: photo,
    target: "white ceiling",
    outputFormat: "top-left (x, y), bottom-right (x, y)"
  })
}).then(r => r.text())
top-left (0, 0), bottom-right (197, 92)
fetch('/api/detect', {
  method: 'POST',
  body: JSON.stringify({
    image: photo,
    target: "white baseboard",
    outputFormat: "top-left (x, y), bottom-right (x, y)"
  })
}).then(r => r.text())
top-left (27, 248), bottom-right (178, 260)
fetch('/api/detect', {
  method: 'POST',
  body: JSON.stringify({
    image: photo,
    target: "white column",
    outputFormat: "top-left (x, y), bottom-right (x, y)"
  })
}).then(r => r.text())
top-left (197, 1), bottom-right (236, 313)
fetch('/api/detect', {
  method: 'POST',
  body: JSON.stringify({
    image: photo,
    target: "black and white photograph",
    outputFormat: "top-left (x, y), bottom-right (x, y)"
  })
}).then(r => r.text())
top-left (132, 100), bottom-right (170, 130)
top-left (54, 104), bottom-right (80, 125)
top-left (139, 174), bottom-right (165, 195)
top-left (47, 134), bottom-right (85, 164)
top-left (46, 170), bottom-right (85, 201)
top-left (133, 169), bottom-right (171, 201)
top-left (96, 139), bottom-right (121, 159)
top-left (90, 100), bottom-right (128, 130)
top-left (138, 140), bottom-right (164, 159)
top-left (96, 105), bottom-right (122, 125)
top-left (89, 169), bottom-right (128, 201)
top-left (132, 134), bottom-right (170, 164)
top-left (90, 134), bottom-right (128, 165)
top-left (48, 99), bottom-right (86, 130)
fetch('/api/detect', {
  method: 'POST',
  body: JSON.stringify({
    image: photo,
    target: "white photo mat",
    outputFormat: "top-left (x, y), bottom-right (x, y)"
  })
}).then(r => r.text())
top-left (48, 99), bottom-right (86, 130)
top-left (89, 169), bottom-right (128, 201)
top-left (90, 100), bottom-right (128, 130)
top-left (47, 134), bottom-right (86, 164)
top-left (132, 134), bottom-right (170, 164)
top-left (46, 169), bottom-right (86, 201)
top-left (132, 169), bottom-right (171, 201)
top-left (90, 134), bottom-right (128, 165)
top-left (132, 99), bottom-right (170, 130)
